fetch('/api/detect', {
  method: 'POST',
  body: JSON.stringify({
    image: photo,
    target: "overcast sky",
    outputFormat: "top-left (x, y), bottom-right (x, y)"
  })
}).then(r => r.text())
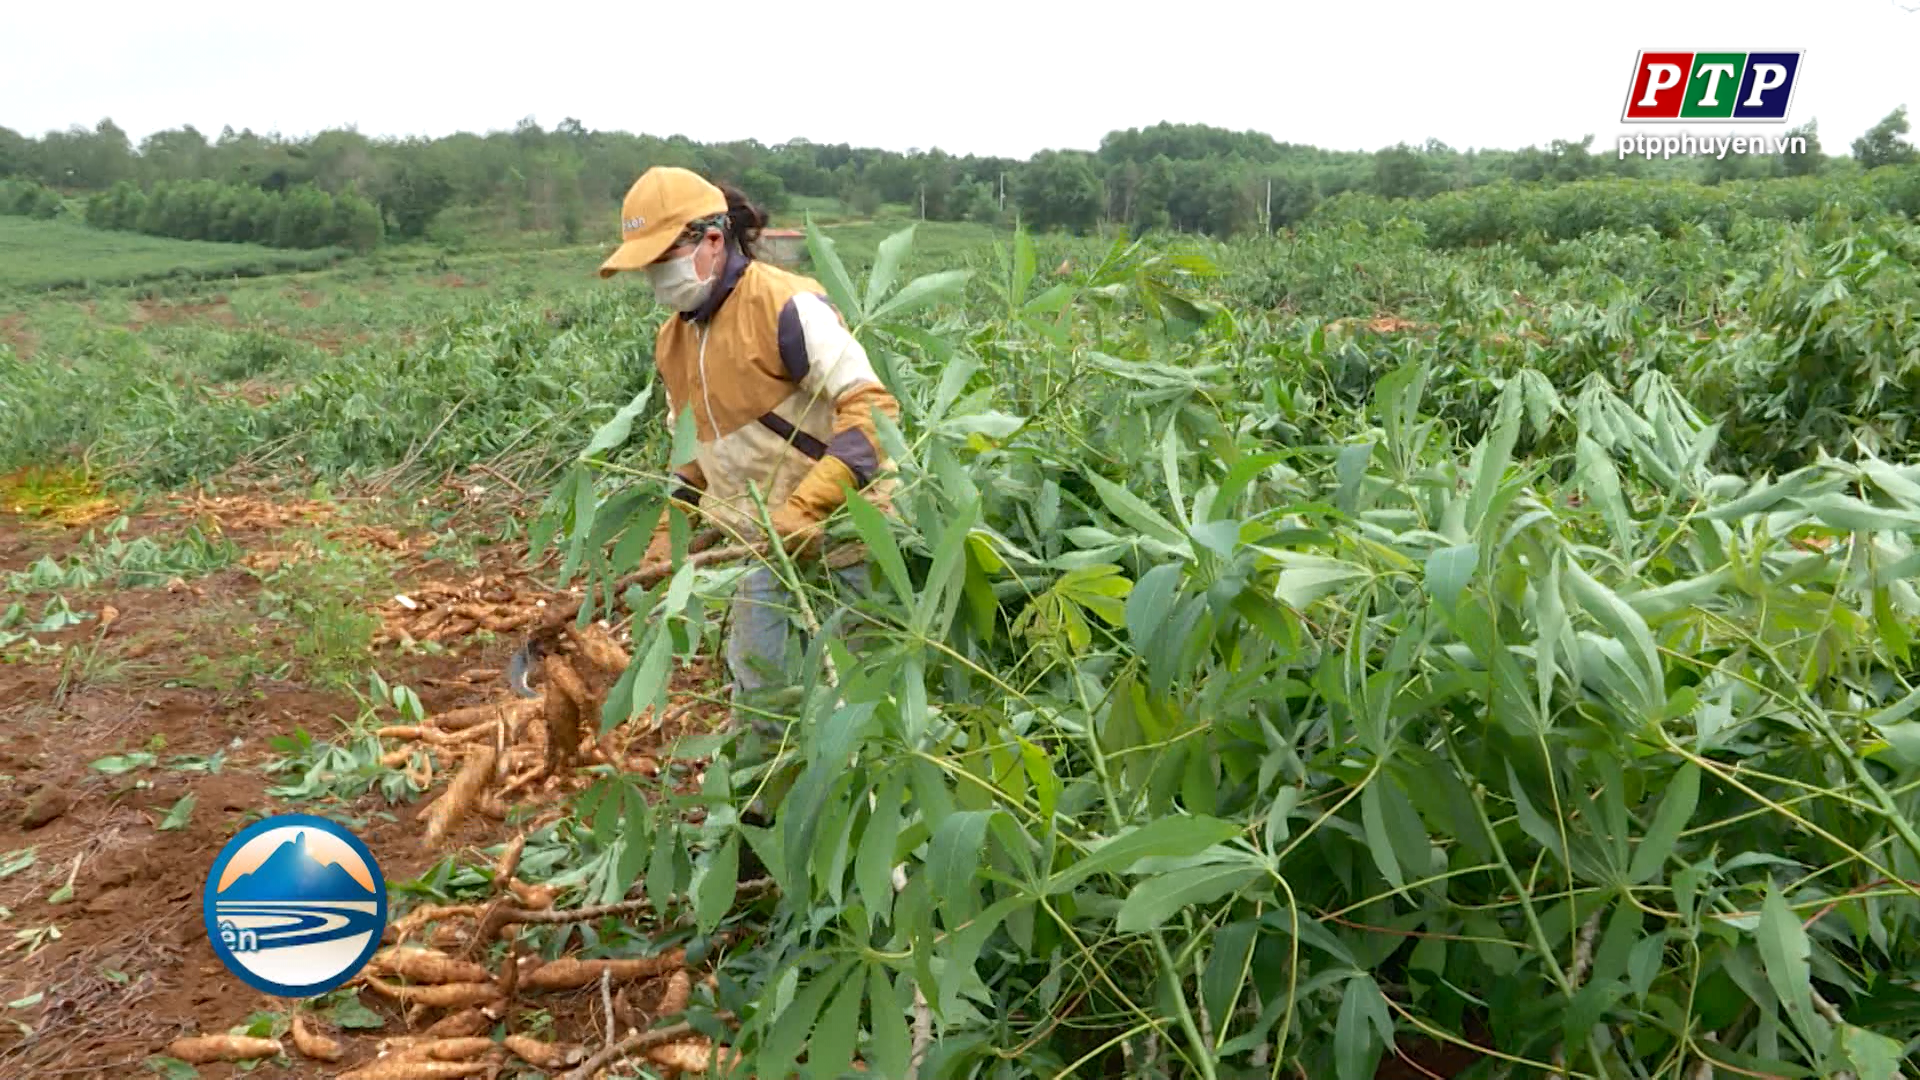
top-left (4, 0), bottom-right (1915, 158)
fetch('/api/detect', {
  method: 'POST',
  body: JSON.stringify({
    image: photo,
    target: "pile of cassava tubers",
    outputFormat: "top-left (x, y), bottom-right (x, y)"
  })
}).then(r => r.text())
top-left (162, 832), bottom-right (740, 1079)
top-left (376, 620), bottom-right (680, 852)
top-left (373, 574), bottom-right (558, 650)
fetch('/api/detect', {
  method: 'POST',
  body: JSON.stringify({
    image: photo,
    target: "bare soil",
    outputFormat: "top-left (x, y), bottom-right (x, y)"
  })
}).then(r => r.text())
top-left (0, 491), bottom-right (720, 1078)
top-left (0, 313), bottom-right (34, 359)
top-left (130, 296), bottom-right (239, 329)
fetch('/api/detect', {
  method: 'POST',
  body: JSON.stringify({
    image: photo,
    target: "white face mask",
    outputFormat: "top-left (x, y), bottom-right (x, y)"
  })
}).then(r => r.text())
top-left (645, 249), bottom-right (715, 312)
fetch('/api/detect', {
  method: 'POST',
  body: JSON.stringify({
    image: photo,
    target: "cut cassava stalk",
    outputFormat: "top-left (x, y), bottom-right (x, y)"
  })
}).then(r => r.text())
top-left (505, 528), bottom-right (806, 697)
top-left (529, 530), bottom-right (737, 636)
top-left (497, 930), bottom-right (519, 998)
top-left (558, 1017), bottom-right (735, 1080)
top-left (165, 1034), bottom-right (284, 1063)
top-left (291, 1014), bottom-right (344, 1062)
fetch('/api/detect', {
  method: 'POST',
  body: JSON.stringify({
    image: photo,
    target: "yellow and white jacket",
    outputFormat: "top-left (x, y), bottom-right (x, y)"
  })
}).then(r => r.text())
top-left (655, 248), bottom-right (899, 540)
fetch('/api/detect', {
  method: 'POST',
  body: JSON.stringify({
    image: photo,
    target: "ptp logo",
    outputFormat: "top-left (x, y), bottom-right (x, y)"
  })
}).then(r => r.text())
top-left (1622, 51), bottom-right (1803, 123)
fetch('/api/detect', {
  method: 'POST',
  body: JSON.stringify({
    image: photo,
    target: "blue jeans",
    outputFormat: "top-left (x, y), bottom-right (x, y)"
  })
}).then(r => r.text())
top-left (725, 562), bottom-right (872, 707)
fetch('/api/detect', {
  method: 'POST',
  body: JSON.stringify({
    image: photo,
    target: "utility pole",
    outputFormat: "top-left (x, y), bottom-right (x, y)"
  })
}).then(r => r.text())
top-left (1265, 177), bottom-right (1272, 235)
top-left (998, 171), bottom-right (1005, 211)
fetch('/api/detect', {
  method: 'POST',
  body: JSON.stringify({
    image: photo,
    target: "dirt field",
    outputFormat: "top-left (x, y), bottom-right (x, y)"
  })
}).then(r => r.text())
top-left (0, 484), bottom-right (724, 1079)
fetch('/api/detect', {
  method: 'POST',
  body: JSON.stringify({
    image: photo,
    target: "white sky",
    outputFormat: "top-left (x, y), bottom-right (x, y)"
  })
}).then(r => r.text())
top-left (4, 0), bottom-right (1916, 158)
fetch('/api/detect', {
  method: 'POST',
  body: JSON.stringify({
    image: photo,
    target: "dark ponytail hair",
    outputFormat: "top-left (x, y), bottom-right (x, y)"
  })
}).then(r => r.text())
top-left (715, 181), bottom-right (767, 259)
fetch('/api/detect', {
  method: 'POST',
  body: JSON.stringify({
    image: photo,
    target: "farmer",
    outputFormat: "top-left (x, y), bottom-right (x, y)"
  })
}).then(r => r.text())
top-left (598, 166), bottom-right (896, 732)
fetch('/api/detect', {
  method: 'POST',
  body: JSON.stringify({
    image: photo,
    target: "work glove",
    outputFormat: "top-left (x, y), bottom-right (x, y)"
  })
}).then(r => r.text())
top-left (669, 462), bottom-right (706, 514)
top-left (765, 455), bottom-right (857, 561)
top-left (766, 504), bottom-right (826, 561)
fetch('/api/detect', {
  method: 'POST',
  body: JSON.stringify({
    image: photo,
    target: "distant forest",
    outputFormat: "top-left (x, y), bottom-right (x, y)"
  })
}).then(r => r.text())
top-left (1, 109), bottom-right (1912, 245)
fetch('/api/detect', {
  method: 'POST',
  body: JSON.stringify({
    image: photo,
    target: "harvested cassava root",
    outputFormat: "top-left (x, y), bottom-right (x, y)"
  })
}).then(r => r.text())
top-left (340, 1060), bottom-right (493, 1080)
top-left (165, 1034), bottom-right (283, 1063)
top-left (371, 946), bottom-right (493, 985)
top-left (364, 975), bottom-right (502, 1009)
top-left (423, 745), bottom-right (498, 848)
top-left (522, 951), bottom-right (686, 991)
top-left (291, 1014), bottom-right (344, 1062)
top-left (505, 1034), bottom-right (587, 1069)
top-left (648, 1037), bottom-right (738, 1075)
top-left (374, 573), bottom-right (555, 649)
top-left (424, 1008), bottom-right (496, 1038)
top-left (380, 619), bottom-right (649, 832)
top-left (382, 1036), bottom-right (498, 1062)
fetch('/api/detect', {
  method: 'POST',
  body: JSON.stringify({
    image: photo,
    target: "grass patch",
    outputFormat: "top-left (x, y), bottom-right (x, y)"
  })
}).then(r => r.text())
top-left (0, 218), bottom-right (345, 292)
top-left (248, 527), bottom-right (401, 691)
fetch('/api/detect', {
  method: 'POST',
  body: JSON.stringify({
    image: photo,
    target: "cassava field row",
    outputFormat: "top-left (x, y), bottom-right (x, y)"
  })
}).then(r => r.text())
top-left (2, 165), bottom-right (1920, 1080)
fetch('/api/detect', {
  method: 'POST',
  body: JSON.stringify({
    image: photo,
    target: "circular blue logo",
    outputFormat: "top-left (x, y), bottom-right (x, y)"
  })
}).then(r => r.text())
top-left (202, 813), bottom-right (387, 997)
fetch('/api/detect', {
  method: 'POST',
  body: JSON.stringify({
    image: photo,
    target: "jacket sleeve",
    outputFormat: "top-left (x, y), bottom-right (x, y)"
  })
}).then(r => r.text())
top-left (663, 399), bottom-right (706, 507)
top-left (775, 292), bottom-right (901, 521)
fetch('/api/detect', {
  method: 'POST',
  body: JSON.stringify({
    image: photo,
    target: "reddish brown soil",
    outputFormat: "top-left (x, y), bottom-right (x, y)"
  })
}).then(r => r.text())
top-left (287, 328), bottom-right (363, 355)
top-left (0, 314), bottom-right (34, 359)
top-left (207, 378), bottom-right (286, 406)
top-left (0, 493), bottom-right (716, 1078)
top-left (130, 296), bottom-right (238, 329)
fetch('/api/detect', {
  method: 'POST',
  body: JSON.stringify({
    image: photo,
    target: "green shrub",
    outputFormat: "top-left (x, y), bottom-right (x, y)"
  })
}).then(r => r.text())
top-left (0, 178), bottom-right (63, 220)
top-left (80, 178), bottom-right (384, 252)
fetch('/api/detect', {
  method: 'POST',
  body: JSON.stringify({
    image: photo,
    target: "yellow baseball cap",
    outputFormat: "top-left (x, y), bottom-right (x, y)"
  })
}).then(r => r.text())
top-left (598, 167), bottom-right (728, 278)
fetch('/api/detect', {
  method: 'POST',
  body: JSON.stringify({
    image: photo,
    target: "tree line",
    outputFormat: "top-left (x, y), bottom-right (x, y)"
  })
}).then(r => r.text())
top-left (1, 109), bottom-right (1913, 245)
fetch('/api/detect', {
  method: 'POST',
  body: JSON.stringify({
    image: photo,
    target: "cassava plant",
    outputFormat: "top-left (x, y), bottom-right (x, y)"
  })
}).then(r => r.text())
top-left (528, 219), bottom-right (1920, 1080)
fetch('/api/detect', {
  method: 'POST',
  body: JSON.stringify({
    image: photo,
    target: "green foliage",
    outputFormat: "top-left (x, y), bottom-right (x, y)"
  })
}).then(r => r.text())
top-left (1312, 166), bottom-right (1920, 249)
top-left (0, 178), bottom-right (62, 219)
top-left (10, 198), bottom-right (1920, 1078)
top-left (12, 110), bottom-right (1919, 248)
top-left (528, 221), bottom-right (1920, 1080)
top-left (0, 217), bottom-right (343, 291)
top-left (84, 178), bottom-right (383, 251)
top-left (1853, 106), bottom-right (1920, 170)
top-left (1017, 150), bottom-right (1105, 234)
top-left (5, 515), bottom-right (238, 593)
